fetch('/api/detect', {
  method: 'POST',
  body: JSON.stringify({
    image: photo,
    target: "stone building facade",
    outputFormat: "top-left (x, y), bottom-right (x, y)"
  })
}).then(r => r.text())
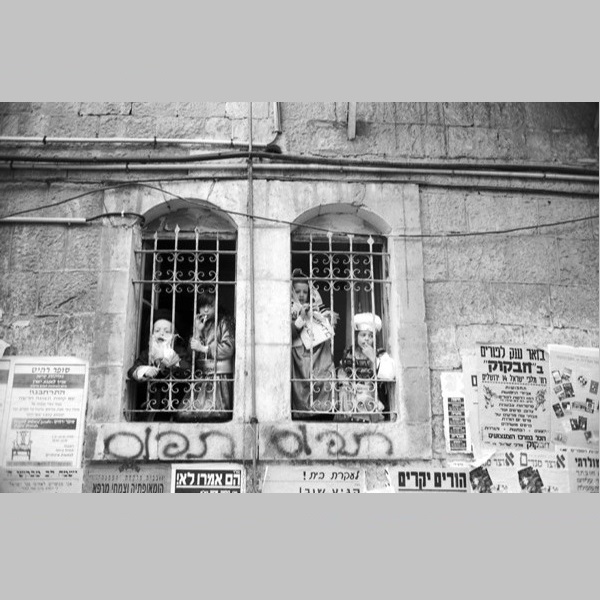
top-left (0, 102), bottom-right (598, 491)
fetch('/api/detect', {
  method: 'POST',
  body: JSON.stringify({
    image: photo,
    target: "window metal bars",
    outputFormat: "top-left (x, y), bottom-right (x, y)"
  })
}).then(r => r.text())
top-left (291, 232), bottom-right (392, 420)
top-left (129, 226), bottom-right (235, 418)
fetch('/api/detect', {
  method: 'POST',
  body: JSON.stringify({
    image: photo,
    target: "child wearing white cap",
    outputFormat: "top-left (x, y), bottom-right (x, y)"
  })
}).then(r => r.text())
top-left (336, 312), bottom-right (394, 422)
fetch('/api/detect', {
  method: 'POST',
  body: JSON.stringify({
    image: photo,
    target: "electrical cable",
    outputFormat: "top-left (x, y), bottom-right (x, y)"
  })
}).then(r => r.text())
top-left (0, 179), bottom-right (597, 239)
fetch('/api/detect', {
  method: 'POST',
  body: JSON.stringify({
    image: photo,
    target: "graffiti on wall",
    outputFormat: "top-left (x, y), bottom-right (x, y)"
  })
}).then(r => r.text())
top-left (102, 427), bottom-right (236, 461)
top-left (268, 424), bottom-right (394, 459)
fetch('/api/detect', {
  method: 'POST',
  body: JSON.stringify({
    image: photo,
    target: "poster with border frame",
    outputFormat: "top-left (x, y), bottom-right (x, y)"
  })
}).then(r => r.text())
top-left (0, 356), bottom-right (89, 468)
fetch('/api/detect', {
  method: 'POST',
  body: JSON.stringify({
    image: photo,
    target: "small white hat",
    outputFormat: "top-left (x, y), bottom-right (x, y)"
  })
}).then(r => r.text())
top-left (353, 312), bottom-right (382, 332)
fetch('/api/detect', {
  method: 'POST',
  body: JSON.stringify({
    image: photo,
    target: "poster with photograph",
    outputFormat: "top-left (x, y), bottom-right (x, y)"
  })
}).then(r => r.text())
top-left (262, 465), bottom-right (365, 493)
top-left (170, 463), bottom-right (246, 493)
top-left (441, 371), bottom-right (472, 454)
top-left (0, 357), bottom-right (89, 468)
top-left (548, 345), bottom-right (599, 449)
top-left (469, 448), bottom-right (569, 493)
top-left (477, 344), bottom-right (550, 449)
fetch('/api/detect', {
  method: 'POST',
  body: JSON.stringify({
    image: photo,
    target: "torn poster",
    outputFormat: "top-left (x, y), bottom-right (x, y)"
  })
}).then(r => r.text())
top-left (557, 446), bottom-right (599, 493)
top-left (477, 343), bottom-right (551, 450)
top-left (441, 371), bottom-right (472, 454)
top-left (548, 345), bottom-right (599, 449)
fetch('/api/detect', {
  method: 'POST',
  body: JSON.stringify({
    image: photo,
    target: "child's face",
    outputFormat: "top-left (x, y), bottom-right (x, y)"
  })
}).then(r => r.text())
top-left (357, 330), bottom-right (374, 350)
top-left (197, 303), bottom-right (216, 322)
top-left (153, 320), bottom-right (173, 342)
top-left (293, 282), bottom-right (309, 304)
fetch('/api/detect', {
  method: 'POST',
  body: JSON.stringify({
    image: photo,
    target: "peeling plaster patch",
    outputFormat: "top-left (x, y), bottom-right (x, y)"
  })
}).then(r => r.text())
top-left (12, 320), bottom-right (30, 329)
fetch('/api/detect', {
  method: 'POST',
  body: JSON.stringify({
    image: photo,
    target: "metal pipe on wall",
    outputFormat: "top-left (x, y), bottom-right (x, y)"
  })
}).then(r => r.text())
top-left (247, 103), bottom-right (259, 493)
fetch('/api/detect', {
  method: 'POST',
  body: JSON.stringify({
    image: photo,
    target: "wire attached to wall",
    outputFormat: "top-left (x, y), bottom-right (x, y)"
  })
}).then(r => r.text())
top-left (0, 178), bottom-right (597, 239)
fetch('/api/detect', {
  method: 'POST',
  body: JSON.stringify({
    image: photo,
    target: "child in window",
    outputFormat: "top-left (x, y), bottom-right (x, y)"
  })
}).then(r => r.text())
top-left (178, 291), bottom-right (235, 421)
top-left (336, 312), bottom-right (393, 423)
top-left (128, 310), bottom-right (190, 420)
top-left (291, 269), bottom-right (337, 418)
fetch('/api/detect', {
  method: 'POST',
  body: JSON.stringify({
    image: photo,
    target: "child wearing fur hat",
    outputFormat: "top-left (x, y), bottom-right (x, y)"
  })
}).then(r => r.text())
top-left (291, 269), bottom-right (337, 418)
top-left (128, 309), bottom-right (191, 420)
top-left (336, 312), bottom-right (393, 423)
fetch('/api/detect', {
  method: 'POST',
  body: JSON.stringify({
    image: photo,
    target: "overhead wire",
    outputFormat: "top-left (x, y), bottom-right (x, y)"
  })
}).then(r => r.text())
top-left (0, 179), bottom-right (597, 238)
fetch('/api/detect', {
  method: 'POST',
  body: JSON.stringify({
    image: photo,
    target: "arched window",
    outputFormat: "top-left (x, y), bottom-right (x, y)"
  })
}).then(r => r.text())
top-left (290, 211), bottom-right (394, 423)
top-left (127, 203), bottom-right (237, 423)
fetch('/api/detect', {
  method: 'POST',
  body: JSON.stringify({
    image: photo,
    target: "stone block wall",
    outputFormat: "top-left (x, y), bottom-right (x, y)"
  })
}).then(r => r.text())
top-left (422, 189), bottom-right (599, 459)
top-left (0, 102), bottom-right (598, 479)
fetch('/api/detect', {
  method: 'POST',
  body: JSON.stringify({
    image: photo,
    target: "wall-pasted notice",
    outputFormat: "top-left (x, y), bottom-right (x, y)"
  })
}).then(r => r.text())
top-left (548, 345), bottom-right (599, 449)
top-left (171, 463), bottom-right (245, 493)
top-left (477, 344), bottom-right (550, 450)
top-left (83, 462), bottom-right (170, 493)
top-left (0, 358), bottom-right (89, 468)
top-left (261, 466), bottom-right (365, 493)
top-left (0, 467), bottom-right (82, 493)
top-left (388, 467), bottom-right (469, 492)
top-left (441, 372), bottom-right (472, 454)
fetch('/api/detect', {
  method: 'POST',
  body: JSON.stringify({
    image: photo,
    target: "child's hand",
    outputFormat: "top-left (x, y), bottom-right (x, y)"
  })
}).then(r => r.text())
top-left (190, 337), bottom-right (203, 352)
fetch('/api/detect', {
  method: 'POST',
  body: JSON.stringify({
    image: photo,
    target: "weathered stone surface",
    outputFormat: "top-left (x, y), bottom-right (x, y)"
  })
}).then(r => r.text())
top-left (48, 115), bottom-right (99, 137)
top-left (79, 102), bottom-right (131, 116)
top-left (254, 280), bottom-right (290, 345)
top-left (447, 126), bottom-right (503, 159)
top-left (283, 102), bottom-right (337, 122)
top-left (442, 103), bottom-right (475, 127)
top-left (556, 238), bottom-right (599, 287)
top-left (0, 271), bottom-right (37, 315)
top-left (4, 316), bottom-right (59, 355)
top-left (57, 314), bottom-right (95, 360)
top-left (427, 326), bottom-right (460, 370)
top-left (0, 114), bottom-right (19, 135)
top-left (175, 102), bottom-right (227, 118)
top-left (448, 236), bottom-right (557, 284)
top-left (489, 103), bottom-right (526, 129)
top-left (421, 190), bottom-right (467, 234)
top-left (97, 115), bottom-right (156, 138)
top-left (130, 103), bottom-right (176, 119)
top-left (0, 183), bottom-right (49, 219)
top-left (0, 226), bottom-right (12, 271)
top-left (96, 270), bottom-right (131, 315)
top-left (521, 326), bottom-right (599, 349)
top-left (466, 193), bottom-right (539, 234)
top-left (10, 225), bottom-right (62, 271)
top-left (537, 196), bottom-right (595, 239)
top-left (91, 313), bottom-right (128, 365)
top-left (423, 239), bottom-right (448, 281)
top-left (454, 324), bottom-right (524, 350)
top-left (37, 271), bottom-right (98, 314)
top-left (492, 283), bottom-right (552, 326)
top-left (425, 281), bottom-right (495, 324)
top-left (551, 285), bottom-right (599, 329)
top-left (255, 344), bottom-right (290, 422)
top-left (398, 366), bottom-right (431, 423)
top-left (66, 226), bottom-right (101, 271)
top-left (429, 370), bottom-right (444, 416)
top-left (431, 415), bottom-right (446, 457)
top-left (155, 116), bottom-right (205, 138)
